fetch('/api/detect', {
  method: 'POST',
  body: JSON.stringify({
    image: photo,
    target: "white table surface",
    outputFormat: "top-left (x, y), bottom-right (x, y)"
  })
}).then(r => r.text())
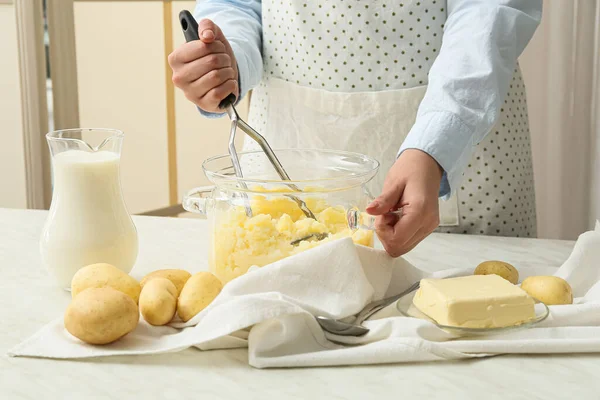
top-left (1, 208), bottom-right (599, 400)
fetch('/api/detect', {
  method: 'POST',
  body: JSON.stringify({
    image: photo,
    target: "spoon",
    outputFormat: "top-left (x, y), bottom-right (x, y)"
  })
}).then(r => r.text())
top-left (316, 281), bottom-right (420, 336)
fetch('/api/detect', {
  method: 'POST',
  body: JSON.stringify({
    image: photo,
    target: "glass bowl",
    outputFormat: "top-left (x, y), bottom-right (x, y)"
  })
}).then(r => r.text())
top-left (183, 149), bottom-right (381, 284)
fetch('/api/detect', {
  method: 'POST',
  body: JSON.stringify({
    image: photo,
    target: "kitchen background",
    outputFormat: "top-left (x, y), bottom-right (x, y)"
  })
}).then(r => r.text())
top-left (1, 0), bottom-right (598, 240)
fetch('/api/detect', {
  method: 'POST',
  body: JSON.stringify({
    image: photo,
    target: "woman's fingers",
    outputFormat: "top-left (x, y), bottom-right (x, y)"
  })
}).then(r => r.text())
top-left (198, 79), bottom-right (238, 112)
top-left (373, 149), bottom-right (443, 257)
top-left (376, 209), bottom-right (423, 257)
top-left (173, 53), bottom-right (232, 85)
top-left (185, 66), bottom-right (236, 101)
top-left (168, 40), bottom-right (226, 68)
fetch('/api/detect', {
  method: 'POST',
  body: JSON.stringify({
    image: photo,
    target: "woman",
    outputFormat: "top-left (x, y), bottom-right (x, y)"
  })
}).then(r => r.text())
top-left (168, 0), bottom-right (542, 257)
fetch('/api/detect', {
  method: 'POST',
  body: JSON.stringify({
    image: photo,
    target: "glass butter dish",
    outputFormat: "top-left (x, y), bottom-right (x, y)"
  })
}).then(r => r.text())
top-left (396, 291), bottom-right (550, 337)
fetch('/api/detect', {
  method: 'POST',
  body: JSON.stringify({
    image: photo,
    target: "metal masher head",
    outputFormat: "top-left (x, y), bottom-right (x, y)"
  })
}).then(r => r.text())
top-left (223, 105), bottom-right (319, 221)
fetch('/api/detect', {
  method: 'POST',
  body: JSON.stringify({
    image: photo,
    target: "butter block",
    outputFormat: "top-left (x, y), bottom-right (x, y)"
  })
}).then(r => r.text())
top-left (413, 275), bottom-right (535, 328)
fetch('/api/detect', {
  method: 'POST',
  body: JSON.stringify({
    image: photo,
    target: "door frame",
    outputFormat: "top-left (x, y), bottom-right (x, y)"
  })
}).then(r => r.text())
top-left (14, 0), bottom-right (51, 209)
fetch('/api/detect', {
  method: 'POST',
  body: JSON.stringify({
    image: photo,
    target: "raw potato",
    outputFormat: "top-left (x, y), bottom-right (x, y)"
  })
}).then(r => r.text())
top-left (71, 263), bottom-right (141, 303)
top-left (177, 272), bottom-right (223, 322)
top-left (474, 260), bottom-right (519, 284)
top-left (139, 278), bottom-right (178, 326)
top-left (140, 269), bottom-right (191, 296)
top-left (64, 287), bottom-right (139, 345)
top-left (520, 276), bottom-right (573, 305)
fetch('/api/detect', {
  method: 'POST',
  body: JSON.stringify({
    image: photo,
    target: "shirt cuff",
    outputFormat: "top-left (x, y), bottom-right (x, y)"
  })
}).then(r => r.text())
top-left (398, 111), bottom-right (475, 200)
top-left (198, 42), bottom-right (248, 119)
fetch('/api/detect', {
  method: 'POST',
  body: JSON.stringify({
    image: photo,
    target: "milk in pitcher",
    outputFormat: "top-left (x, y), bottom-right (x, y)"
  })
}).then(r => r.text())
top-left (41, 138), bottom-right (138, 289)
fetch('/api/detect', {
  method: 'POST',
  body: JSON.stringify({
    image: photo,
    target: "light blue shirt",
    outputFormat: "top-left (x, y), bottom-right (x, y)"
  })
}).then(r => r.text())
top-left (193, 0), bottom-right (542, 199)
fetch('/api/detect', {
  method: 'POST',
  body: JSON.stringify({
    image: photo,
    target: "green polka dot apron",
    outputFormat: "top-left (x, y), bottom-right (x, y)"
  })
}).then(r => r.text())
top-left (243, 0), bottom-right (537, 237)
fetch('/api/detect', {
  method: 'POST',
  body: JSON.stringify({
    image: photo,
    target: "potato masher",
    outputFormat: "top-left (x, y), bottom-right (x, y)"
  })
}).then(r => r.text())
top-left (179, 10), bottom-right (319, 223)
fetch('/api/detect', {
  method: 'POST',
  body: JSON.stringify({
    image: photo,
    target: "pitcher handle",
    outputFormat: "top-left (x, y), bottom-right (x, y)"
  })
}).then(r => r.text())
top-left (183, 186), bottom-right (215, 216)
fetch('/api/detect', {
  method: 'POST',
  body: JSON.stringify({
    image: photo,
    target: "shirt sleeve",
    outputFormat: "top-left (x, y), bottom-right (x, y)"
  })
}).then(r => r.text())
top-left (193, 0), bottom-right (263, 118)
top-left (397, 0), bottom-right (542, 199)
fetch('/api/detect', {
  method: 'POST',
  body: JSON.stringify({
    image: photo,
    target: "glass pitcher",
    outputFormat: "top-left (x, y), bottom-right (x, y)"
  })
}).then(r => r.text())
top-left (40, 129), bottom-right (138, 289)
top-left (182, 149), bottom-right (382, 284)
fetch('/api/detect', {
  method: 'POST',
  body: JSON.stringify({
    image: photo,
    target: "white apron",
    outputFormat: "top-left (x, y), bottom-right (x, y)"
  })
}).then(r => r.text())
top-left (244, 0), bottom-right (537, 237)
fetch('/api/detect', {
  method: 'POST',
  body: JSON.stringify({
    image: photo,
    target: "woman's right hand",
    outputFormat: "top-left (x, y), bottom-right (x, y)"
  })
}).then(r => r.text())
top-left (168, 19), bottom-right (239, 113)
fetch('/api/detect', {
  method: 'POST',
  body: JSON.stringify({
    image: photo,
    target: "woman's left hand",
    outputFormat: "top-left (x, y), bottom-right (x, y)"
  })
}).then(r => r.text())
top-left (366, 149), bottom-right (443, 257)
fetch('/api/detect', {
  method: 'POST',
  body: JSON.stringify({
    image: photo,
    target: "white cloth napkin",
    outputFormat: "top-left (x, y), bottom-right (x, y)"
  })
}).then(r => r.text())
top-left (9, 224), bottom-right (600, 368)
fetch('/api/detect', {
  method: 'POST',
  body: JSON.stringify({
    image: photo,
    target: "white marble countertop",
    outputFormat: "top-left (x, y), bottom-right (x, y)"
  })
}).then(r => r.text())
top-left (1, 208), bottom-right (599, 400)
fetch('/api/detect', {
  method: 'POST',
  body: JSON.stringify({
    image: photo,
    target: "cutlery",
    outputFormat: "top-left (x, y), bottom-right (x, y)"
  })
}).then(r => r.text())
top-left (316, 281), bottom-right (420, 336)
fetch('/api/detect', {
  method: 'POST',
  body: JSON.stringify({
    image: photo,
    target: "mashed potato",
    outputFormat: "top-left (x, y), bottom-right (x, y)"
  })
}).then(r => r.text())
top-left (209, 191), bottom-right (373, 283)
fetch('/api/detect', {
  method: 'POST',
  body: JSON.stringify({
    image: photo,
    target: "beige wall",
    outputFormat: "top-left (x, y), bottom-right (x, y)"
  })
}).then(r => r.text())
top-left (0, 4), bottom-right (28, 209)
top-left (72, 1), bottom-right (247, 214)
top-left (74, 1), bottom-right (170, 214)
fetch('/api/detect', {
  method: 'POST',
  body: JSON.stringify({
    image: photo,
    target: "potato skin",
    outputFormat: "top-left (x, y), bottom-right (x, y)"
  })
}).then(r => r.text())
top-left (177, 272), bottom-right (223, 322)
top-left (520, 276), bottom-right (573, 305)
top-left (140, 269), bottom-right (191, 296)
top-left (71, 263), bottom-right (141, 303)
top-left (139, 278), bottom-right (178, 326)
top-left (64, 287), bottom-right (139, 345)
top-left (474, 261), bottom-right (519, 284)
